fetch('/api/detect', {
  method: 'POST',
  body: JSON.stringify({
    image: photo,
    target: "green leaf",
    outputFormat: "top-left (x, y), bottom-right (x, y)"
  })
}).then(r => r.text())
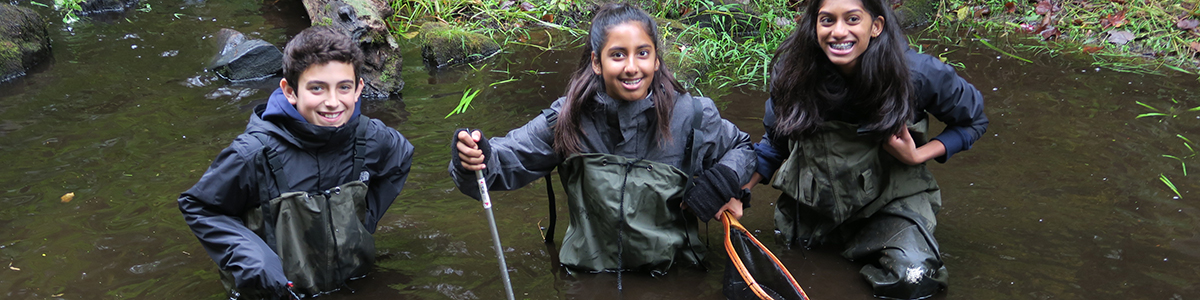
top-left (1160, 174), bottom-right (1182, 199)
top-left (1136, 113), bottom-right (1168, 118)
top-left (1135, 101), bottom-right (1160, 111)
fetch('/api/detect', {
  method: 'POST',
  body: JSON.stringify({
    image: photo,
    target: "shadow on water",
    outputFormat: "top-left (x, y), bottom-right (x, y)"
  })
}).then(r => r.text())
top-left (0, 1), bottom-right (1198, 299)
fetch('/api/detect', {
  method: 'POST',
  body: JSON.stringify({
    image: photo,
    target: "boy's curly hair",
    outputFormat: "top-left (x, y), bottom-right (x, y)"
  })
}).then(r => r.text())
top-left (282, 26), bottom-right (364, 91)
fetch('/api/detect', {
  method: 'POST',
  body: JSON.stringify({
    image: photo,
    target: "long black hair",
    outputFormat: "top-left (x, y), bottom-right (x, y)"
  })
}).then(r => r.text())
top-left (553, 3), bottom-right (688, 156)
top-left (769, 0), bottom-right (911, 138)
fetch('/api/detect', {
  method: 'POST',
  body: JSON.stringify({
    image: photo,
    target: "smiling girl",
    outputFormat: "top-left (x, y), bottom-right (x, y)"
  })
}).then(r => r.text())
top-left (745, 0), bottom-right (989, 298)
top-left (449, 4), bottom-right (755, 275)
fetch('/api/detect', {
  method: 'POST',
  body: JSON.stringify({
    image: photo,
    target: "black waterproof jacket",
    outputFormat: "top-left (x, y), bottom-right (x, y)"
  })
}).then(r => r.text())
top-left (755, 49), bottom-right (989, 178)
top-left (178, 90), bottom-right (413, 295)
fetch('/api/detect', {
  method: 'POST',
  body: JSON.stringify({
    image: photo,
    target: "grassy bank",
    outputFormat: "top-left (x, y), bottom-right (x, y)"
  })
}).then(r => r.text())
top-left (941, 0), bottom-right (1200, 76)
top-left (386, 0), bottom-right (1199, 89)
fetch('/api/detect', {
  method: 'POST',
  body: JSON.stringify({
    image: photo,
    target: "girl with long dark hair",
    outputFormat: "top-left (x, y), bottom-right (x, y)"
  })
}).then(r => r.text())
top-left (745, 0), bottom-right (988, 298)
top-left (449, 4), bottom-right (755, 275)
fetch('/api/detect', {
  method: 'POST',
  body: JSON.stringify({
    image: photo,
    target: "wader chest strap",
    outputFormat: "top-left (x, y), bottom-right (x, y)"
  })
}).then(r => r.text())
top-left (248, 116), bottom-right (370, 250)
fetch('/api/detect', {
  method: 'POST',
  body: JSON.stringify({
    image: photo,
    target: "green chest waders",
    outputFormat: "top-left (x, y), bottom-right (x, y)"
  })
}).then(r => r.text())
top-left (557, 154), bottom-right (703, 275)
top-left (222, 119), bottom-right (376, 298)
top-left (769, 119), bottom-right (941, 247)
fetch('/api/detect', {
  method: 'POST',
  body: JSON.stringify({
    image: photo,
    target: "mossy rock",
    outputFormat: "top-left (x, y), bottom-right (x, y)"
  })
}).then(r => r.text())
top-left (419, 22), bottom-right (501, 69)
top-left (0, 4), bottom-right (50, 82)
top-left (895, 0), bottom-right (936, 29)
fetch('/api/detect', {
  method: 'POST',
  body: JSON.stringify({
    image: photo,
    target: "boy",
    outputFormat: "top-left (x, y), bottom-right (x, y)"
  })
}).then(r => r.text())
top-left (178, 26), bottom-right (413, 299)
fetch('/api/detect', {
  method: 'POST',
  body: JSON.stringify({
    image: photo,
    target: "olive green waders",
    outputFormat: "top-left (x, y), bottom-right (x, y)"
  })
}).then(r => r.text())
top-left (770, 119), bottom-right (948, 299)
top-left (221, 120), bottom-right (376, 299)
top-left (557, 153), bottom-right (706, 276)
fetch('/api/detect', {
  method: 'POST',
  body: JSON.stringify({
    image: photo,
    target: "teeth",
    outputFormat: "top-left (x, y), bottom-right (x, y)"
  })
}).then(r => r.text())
top-left (321, 112), bottom-right (339, 118)
top-left (622, 78), bottom-right (642, 85)
top-left (830, 42), bottom-right (854, 50)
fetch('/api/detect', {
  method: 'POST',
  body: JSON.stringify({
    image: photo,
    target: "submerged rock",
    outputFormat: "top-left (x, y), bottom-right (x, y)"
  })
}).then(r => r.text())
top-left (208, 28), bottom-right (283, 82)
top-left (302, 0), bottom-right (403, 99)
top-left (419, 22), bottom-right (501, 70)
top-left (79, 0), bottom-right (140, 15)
top-left (0, 4), bottom-right (51, 83)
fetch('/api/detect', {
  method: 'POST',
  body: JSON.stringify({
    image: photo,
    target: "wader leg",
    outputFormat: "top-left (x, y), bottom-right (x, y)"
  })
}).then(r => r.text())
top-left (843, 215), bottom-right (947, 300)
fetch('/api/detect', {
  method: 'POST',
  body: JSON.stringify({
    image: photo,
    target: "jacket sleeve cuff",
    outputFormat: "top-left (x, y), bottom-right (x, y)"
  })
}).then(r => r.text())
top-left (753, 140), bottom-right (782, 183)
top-left (932, 128), bottom-right (967, 163)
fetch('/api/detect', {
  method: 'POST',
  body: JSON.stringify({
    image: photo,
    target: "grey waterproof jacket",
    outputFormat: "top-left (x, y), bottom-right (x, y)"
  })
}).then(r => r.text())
top-left (178, 90), bottom-right (413, 295)
top-left (450, 92), bottom-right (755, 202)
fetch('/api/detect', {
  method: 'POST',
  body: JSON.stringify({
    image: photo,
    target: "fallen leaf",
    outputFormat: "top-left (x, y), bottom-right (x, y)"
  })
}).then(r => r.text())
top-left (1082, 45), bottom-right (1104, 53)
top-left (1191, 42), bottom-right (1200, 53)
top-left (1177, 19), bottom-right (1199, 31)
top-left (1073, 19), bottom-right (1083, 26)
top-left (60, 192), bottom-right (74, 203)
top-left (974, 7), bottom-right (992, 18)
top-left (519, 2), bottom-right (535, 12)
top-left (541, 13), bottom-right (554, 23)
top-left (500, 0), bottom-right (514, 10)
top-left (1106, 30), bottom-right (1135, 45)
top-left (8, 262), bottom-right (18, 271)
top-left (1039, 26), bottom-right (1061, 40)
top-left (1035, 0), bottom-right (1060, 15)
top-left (1004, 2), bottom-right (1017, 13)
top-left (401, 31), bottom-right (419, 40)
top-left (956, 6), bottom-right (970, 21)
top-left (51, 294), bottom-right (63, 297)
top-left (1101, 10), bottom-right (1128, 29)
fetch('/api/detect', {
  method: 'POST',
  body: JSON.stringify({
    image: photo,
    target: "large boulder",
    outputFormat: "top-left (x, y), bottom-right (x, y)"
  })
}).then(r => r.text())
top-left (302, 0), bottom-right (403, 99)
top-left (0, 4), bottom-right (51, 83)
top-left (419, 22), bottom-right (501, 70)
top-left (208, 28), bottom-right (283, 82)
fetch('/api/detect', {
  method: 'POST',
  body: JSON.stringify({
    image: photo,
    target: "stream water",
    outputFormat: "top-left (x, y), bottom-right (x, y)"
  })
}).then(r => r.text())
top-left (1, 1), bottom-right (1198, 299)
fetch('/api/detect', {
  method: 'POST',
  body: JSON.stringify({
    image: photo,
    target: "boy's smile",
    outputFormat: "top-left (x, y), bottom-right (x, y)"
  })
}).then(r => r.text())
top-left (280, 61), bottom-right (362, 127)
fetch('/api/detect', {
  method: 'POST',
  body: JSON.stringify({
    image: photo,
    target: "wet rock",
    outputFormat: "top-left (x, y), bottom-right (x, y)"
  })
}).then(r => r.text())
top-left (79, 0), bottom-right (140, 15)
top-left (208, 28), bottom-right (283, 82)
top-left (0, 4), bottom-right (51, 83)
top-left (303, 0), bottom-right (403, 99)
top-left (419, 22), bottom-right (501, 70)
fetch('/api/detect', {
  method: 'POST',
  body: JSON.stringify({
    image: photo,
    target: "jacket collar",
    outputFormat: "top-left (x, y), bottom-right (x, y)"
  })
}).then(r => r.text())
top-left (252, 88), bottom-right (361, 150)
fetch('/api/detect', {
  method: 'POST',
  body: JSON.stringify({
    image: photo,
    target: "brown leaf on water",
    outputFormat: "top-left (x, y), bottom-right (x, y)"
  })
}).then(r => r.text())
top-left (1004, 2), bottom-right (1017, 13)
top-left (541, 14), bottom-right (554, 23)
top-left (1106, 30), bottom-right (1135, 45)
top-left (1177, 19), bottom-right (1199, 31)
top-left (1081, 45), bottom-right (1104, 53)
top-left (60, 192), bottom-right (74, 203)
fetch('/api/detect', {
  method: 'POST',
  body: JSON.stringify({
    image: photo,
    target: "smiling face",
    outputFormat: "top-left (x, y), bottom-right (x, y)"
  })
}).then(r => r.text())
top-left (280, 61), bottom-right (362, 127)
top-left (592, 21), bottom-right (659, 102)
top-left (815, 0), bottom-right (884, 75)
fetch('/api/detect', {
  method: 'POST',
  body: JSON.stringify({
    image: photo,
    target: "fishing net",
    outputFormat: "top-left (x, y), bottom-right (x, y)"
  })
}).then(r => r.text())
top-left (722, 212), bottom-right (809, 300)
